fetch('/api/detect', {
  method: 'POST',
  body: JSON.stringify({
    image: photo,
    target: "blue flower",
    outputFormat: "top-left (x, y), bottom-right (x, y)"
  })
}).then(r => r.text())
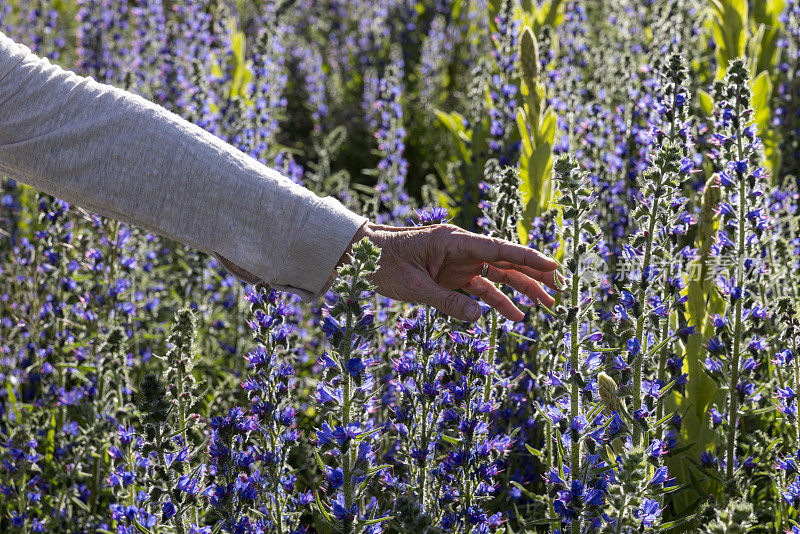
top-left (546, 405), bottom-right (564, 424)
top-left (117, 425), bottom-right (135, 445)
top-left (709, 407), bottom-right (724, 427)
top-left (717, 170), bottom-right (735, 187)
top-left (613, 304), bottom-right (630, 323)
top-left (648, 466), bottom-right (671, 486)
top-left (646, 439), bottom-right (664, 458)
top-left (571, 415), bottom-right (588, 434)
top-left (331, 493), bottom-right (357, 522)
top-left (635, 498), bottom-right (662, 527)
top-left (162, 499), bottom-right (176, 520)
top-left (606, 412), bottom-right (625, 436)
top-left (553, 499), bottom-right (574, 519)
top-left (706, 337), bottom-right (725, 354)
top-left (417, 207), bottom-right (449, 224)
top-left (346, 357), bottom-right (365, 377)
top-left (700, 450), bottom-right (718, 466)
top-left (327, 467), bottom-right (344, 490)
top-left (775, 349), bottom-right (795, 366)
top-left (582, 487), bottom-right (604, 507)
top-left (321, 314), bottom-right (344, 339)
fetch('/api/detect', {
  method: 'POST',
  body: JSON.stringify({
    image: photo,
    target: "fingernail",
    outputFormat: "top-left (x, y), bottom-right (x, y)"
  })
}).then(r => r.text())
top-left (467, 303), bottom-right (481, 322)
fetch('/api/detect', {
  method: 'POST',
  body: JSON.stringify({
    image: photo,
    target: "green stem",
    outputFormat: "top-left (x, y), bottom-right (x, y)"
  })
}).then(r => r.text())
top-left (780, 470), bottom-right (789, 531)
top-left (341, 294), bottom-right (355, 534)
top-left (569, 225), bottom-right (581, 534)
top-left (794, 338), bottom-right (800, 446)
top-left (656, 309), bottom-right (669, 434)
top-left (724, 95), bottom-right (746, 483)
top-left (271, 429), bottom-right (285, 534)
top-left (483, 310), bottom-right (498, 404)
top-left (156, 426), bottom-right (186, 534)
top-left (641, 78), bottom-right (679, 443)
top-left (633, 194), bottom-right (660, 446)
top-left (614, 495), bottom-right (629, 534)
top-left (462, 384), bottom-right (475, 534)
top-left (176, 349), bottom-right (188, 447)
top-left (545, 419), bottom-right (555, 518)
top-left (417, 306), bottom-right (431, 511)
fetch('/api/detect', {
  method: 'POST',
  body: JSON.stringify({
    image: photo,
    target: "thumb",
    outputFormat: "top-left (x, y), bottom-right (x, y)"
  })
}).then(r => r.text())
top-left (422, 279), bottom-right (482, 322)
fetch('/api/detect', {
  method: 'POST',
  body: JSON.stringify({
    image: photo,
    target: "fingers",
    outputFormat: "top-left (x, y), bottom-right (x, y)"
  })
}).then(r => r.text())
top-left (489, 261), bottom-right (565, 291)
top-left (484, 265), bottom-right (555, 307)
top-left (457, 232), bottom-right (558, 271)
top-left (463, 277), bottom-right (524, 322)
top-left (422, 279), bottom-right (482, 322)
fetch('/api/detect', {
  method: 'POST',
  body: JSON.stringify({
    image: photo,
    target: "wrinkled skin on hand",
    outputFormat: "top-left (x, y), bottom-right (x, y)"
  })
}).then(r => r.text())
top-left (341, 222), bottom-right (563, 322)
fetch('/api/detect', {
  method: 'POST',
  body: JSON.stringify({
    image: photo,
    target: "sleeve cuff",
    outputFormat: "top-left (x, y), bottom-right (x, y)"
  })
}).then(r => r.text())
top-left (270, 196), bottom-right (368, 301)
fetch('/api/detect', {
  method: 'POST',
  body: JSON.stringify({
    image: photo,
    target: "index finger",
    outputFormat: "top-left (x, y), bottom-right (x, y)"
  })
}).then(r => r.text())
top-left (457, 233), bottom-right (558, 271)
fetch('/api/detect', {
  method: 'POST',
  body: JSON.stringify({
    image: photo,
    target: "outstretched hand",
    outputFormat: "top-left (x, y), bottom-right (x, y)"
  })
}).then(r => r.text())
top-left (344, 223), bottom-right (562, 322)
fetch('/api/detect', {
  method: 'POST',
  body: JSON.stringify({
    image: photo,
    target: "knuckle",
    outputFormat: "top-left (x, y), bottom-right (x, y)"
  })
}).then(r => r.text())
top-left (433, 223), bottom-right (460, 237)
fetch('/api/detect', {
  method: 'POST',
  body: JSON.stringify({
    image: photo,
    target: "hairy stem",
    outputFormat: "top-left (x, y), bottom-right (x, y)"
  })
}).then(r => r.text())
top-left (570, 222), bottom-right (581, 534)
top-left (340, 279), bottom-right (356, 534)
top-left (633, 193), bottom-right (660, 446)
top-left (725, 94), bottom-right (746, 482)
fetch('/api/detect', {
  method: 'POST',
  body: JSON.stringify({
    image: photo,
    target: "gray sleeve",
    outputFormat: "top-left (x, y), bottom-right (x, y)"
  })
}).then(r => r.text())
top-left (0, 32), bottom-right (366, 301)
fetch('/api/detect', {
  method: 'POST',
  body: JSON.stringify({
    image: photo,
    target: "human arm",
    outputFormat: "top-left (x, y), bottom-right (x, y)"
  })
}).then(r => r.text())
top-left (0, 31), bottom-right (366, 300)
top-left (0, 31), bottom-right (560, 319)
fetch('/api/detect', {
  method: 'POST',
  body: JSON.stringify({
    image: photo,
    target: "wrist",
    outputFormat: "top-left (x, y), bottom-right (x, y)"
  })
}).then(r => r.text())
top-left (351, 221), bottom-right (373, 244)
top-left (334, 221), bottom-right (374, 272)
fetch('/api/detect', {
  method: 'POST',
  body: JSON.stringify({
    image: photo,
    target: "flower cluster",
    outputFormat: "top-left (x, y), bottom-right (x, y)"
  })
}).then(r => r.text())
top-left (312, 239), bottom-right (389, 532)
top-left (701, 59), bottom-right (773, 485)
top-left (4, 1), bottom-right (800, 533)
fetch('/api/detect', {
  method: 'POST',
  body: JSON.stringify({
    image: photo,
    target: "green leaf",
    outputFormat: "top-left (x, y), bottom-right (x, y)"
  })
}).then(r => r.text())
top-left (133, 518), bottom-right (153, 534)
top-left (519, 26), bottom-right (539, 87)
top-left (441, 434), bottom-right (461, 445)
top-left (313, 449), bottom-right (327, 472)
top-left (516, 108), bottom-right (533, 158)
top-left (6, 381), bottom-right (21, 421)
top-left (670, 442), bottom-right (697, 456)
top-left (520, 143), bottom-right (553, 235)
top-left (655, 513), bottom-right (700, 532)
top-left (750, 0), bottom-right (785, 75)
top-left (229, 29), bottom-right (250, 98)
top-left (362, 516), bottom-right (393, 526)
top-left (525, 443), bottom-right (544, 458)
top-left (745, 405), bottom-right (776, 415)
top-left (652, 410), bottom-right (678, 429)
top-left (751, 70), bottom-right (772, 138)
top-left (434, 109), bottom-right (470, 163)
top-left (510, 481), bottom-right (538, 500)
top-left (55, 363), bottom-right (97, 373)
top-left (698, 90), bottom-right (714, 117)
top-left (315, 491), bottom-right (333, 523)
top-left (72, 495), bottom-right (91, 512)
top-left (532, 0), bottom-right (565, 32)
top-left (710, 0), bottom-right (748, 78)
top-left (554, 428), bottom-right (567, 481)
top-left (45, 410), bottom-right (56, 464)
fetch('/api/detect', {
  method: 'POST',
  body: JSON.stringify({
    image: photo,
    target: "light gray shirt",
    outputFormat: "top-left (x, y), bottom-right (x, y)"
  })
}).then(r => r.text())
top-left (0, 32), bottom-right (367, 301)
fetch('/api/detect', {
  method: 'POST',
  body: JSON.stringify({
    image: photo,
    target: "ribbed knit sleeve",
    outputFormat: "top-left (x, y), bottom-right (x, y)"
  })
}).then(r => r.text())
top-left (0, 32), bottom-right (367, 300)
